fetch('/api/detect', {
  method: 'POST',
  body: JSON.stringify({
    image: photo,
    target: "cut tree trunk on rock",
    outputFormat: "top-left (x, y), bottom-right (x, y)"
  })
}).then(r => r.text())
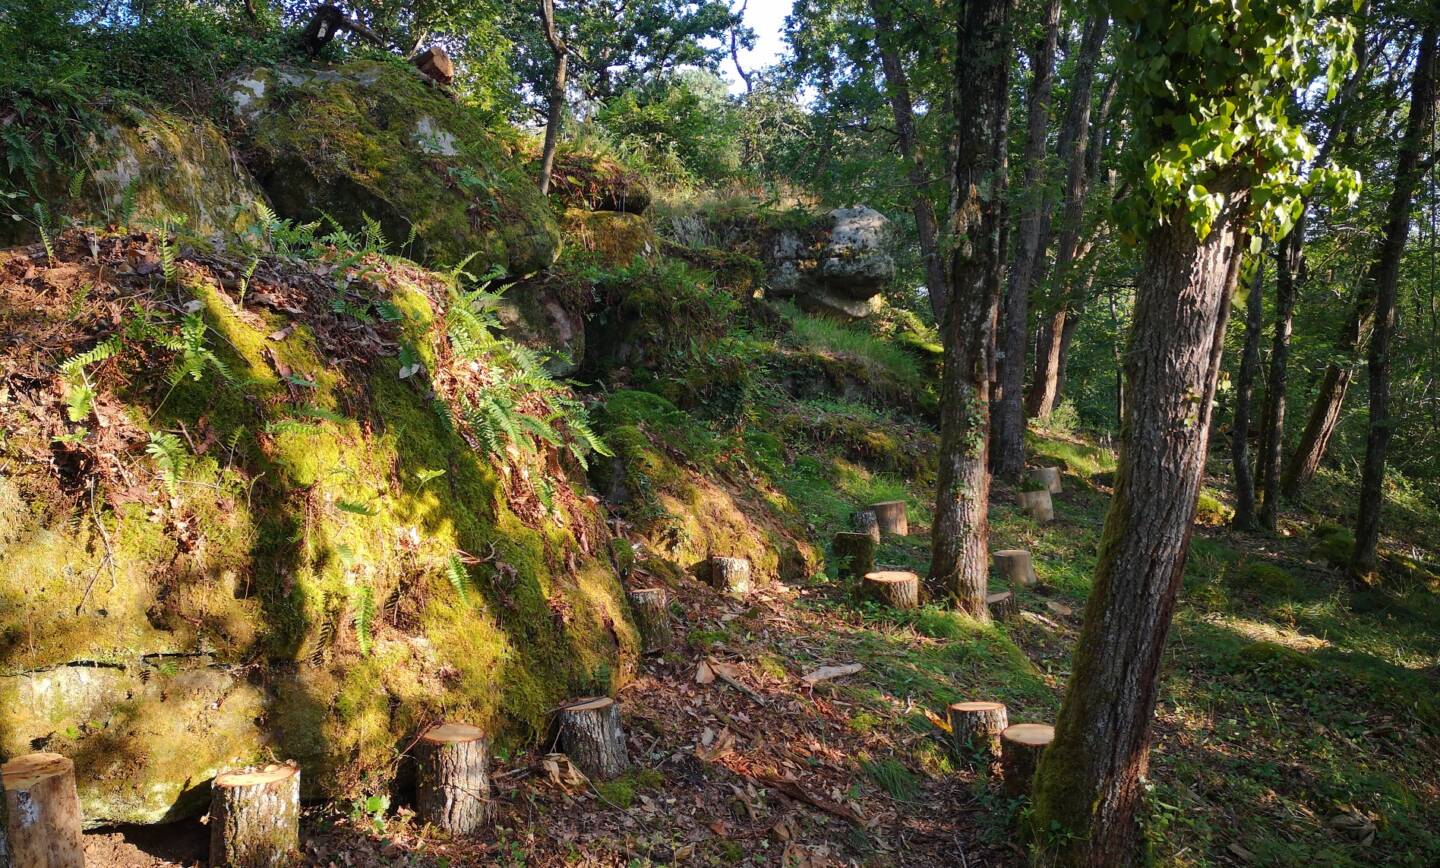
top-left (1, 753), bottom-right (83, 868)
top-left (1001, 723), bottom-right (1054, 797)
top-left (559, 697), bottom-right (630, 780)
top-left (412, 46), bottom-right (455, 86)
top-left (947, 701), bottom-right (1009, 762)
top-left (627, 588), bottom-right (673, 653)
top-left (208, 763), bottom-right (300, 868)
top-left (709, 557), bottom-right (752, 597)
top-left (1017, 490), bottom-right (1054, 523)
top-left (1029, 466), bottom-right (1062, 494)
top-left (852, 509), bottom-right (881, 541)
top-left (987, 591), bottom-right (1018, 621)
top-left (993, 550), bottom-right (1037, 587)
top-left (867, 500), bottom-right (909, 536)
top-left (415, 723), bottom-right (490, 836)
top-left (861, 570), bottom-right (920, 609)
top-left (832, 532), bottom-right (877, 583)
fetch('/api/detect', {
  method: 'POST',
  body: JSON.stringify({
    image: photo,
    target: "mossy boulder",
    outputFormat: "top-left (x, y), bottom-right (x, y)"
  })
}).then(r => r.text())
top-left (228, 60), bottom-right (559, 273)
top-left (1312, 522), bottom-right (1356, 567)
top-left (562, 209), bottom-right (657, 268)
top-left (543, 150), bottom-right (652, 214)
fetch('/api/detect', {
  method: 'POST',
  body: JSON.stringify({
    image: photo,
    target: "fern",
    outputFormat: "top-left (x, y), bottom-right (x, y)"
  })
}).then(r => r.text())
top-left (292, 404), bottom-right (349, 425)
top-left (237, 256), bottom-right (259, 307)
top-left (60, 335), bottom-right (121, 379)
top-left (60, 335), bottom-right (122, 423)
top-left (445, 554), bottom-right (470, 603)
top-left (157, 312), bottom-right (232, 386)
top-left (145, 431), bottom-right (190, 494)
top-left (336, 499), bottom-right (377, 516)
top-left (353, 585), bottom-right (375, 655)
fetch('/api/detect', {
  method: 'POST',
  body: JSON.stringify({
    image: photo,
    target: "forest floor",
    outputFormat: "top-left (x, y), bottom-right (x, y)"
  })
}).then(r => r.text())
top-left (82, 429), bottom-right (1440, 867)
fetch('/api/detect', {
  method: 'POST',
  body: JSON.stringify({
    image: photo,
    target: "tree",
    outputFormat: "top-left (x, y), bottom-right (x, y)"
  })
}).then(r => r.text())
top-left (1353, 16), bottom-right (1438, 579)
top-left (1231, 253), bottom-right (1264, 530)
top-left (991, 0), bottom-right (1060, 480)
top-left (537, 0), bottom-right (567, 195)
top-left (928, 0), bottom-right (1012, 616)
top-left (1027, 0), bottom-right (1356, 861)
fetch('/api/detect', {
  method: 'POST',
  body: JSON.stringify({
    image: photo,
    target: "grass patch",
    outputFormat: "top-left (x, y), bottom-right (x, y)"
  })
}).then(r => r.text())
top-left (777, 303), bottom-right (925, 393)
top-left (861, 757), bottom-right (919, 801)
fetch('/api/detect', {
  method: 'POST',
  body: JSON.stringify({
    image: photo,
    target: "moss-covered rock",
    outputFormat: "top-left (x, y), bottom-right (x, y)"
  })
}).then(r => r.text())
top-left (543, 151), bottom-right (652, 214)
top-left (562, 209), bottom-right (657, 268)
top-left (228, 61), bottom-right (559, 274)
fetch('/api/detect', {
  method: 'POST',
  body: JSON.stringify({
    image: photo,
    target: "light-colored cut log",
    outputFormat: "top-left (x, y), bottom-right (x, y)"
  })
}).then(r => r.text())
top-left (208, 762), bottom-right (301, 868)
top-left (852, 509), bottom-right (881, 542)
top-left (867, 500), bottom-right (909, 536)
top-left (1017, 489), bottom-right (1055, 523)
top-left (709, 556), bottom-right (752, 597)
top-left (1, 753), bottom-right (83, 868)
top-left (832, 532), bottom-right (877, 583)
top-left (1000, 723), bottom-right (1054, 797)
top-left (861, 570), bottom-right (920, 609)
top-left (415, 723), bottom-right (490, 836)
top-left (947, 701), bottom-right (1009, 762)
top-left (987, 591), bottom-right (1018, 621)
top-left (627, 588), bottom-right (673, 653)
top-left (559, 697), bottom-right (630, 780)
top-left (1029, 466), bottom-right (1062, 494)
top-left (993, 549), bottom-right (1037, 587)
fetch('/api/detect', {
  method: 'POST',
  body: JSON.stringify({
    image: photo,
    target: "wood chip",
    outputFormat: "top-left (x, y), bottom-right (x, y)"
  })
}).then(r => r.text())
top-left (800, 663), bottom-right (863, 686)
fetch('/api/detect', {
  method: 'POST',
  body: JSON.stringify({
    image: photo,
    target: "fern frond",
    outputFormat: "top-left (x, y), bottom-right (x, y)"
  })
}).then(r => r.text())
top-left (445, 554), bottom-right (470, 603)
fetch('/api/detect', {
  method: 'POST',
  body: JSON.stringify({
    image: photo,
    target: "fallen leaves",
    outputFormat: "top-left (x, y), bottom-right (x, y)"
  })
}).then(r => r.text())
top-left (800, 663), bottom-right (863, 686)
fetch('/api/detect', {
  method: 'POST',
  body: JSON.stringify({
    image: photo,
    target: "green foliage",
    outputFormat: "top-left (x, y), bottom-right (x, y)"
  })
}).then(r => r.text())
top-left (144, 431), bottom-right (190, 495)
top-left (593, 70), bottom-right (742, 190)
top-left (156, 312), bottom-right (232, 387)
top-left (353, 585), bottom-right (376, 656)
top-left (59, 335), bottom-right (121, 423)
top-left (861, 757), bottom-right (919, 802)
top-left (446, 554), bottom-right (471, 603)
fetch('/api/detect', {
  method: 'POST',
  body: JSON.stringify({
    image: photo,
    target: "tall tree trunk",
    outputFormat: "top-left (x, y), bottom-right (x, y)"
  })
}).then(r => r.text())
top-left (1257, 226), bottom-right (1300, 530)
top-left (871, 0), bottom-right (949, 318)
top-left (992, 0), bottom-right (1061, 480)
top-left (1232, 253), bottom-right (1265, 530)
top-left (928, 0), bottom-right (1012, 616)
top-left (537, 0), bottom-right (568, 196)
top-left (1353, 20), bottom-right (1438, 578)
top-left (1029, 185), bottom-right (1246, 862)
top-left (1026, 15), bottom-right (1111, 419)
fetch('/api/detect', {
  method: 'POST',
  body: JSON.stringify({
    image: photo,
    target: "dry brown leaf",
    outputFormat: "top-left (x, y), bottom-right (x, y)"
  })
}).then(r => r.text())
top-left (695, 660), bottom-right (715, 684)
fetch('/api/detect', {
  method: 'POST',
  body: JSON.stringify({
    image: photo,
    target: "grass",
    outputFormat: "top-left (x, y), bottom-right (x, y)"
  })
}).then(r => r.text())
top-left (777, 302), bottom-right (926, 393)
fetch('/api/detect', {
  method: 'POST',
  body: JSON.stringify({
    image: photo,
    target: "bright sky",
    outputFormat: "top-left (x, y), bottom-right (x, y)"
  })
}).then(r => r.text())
top-left (721, 0), bottom-right (795, 93)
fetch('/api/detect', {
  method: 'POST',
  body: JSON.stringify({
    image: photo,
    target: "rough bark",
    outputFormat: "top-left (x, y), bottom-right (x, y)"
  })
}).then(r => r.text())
top-left (1026, 15), bottom-right (1111, 419)
top-left (537, 0), bottom-right (568, 196)
top-left (868, 500), bottom-right (909, 536)
top-left (851, 508), bottom-right (881, 542)
top-left (1354, 20), bottom-right (1438, 578)
top-left (992, 0), bottom-right (1061, 480)
top-left (1029, 466), bottom-right (1062, 494)
top-left (1001, 723), bottom-right (1054, 797)
top-left (208, 763), bottom-right (301, 868)
top-left (929, 0), bottom-right (1012, 618)
top-left (987, 590), bottom-right (1018, 620)
top-left (1232, 253), bottom-right (1265, 530)
top-left (627, 588), bottom-right (674, 653)
top-left (558, 697), bottom-right (630, 780)
top-left (1281, 364), bottom-right (1355, 497)
top-left (994, 549), bottom-right (1038, 587)
top-left (871, 0), bottom-right (949, 318)
top-left (415, 723), bottom-right (491, 836)
top-left (1, 753), bottom-right (83, 868)
top-left (832, 532), bottom-right (878, 583)
top-left (947, 701), bottom-right (1009, 762)
top-left (709, 556), bottom-right (753, 597)
top-left (0, 759), bottom-right (8, 868)
top-left (299, 4), bottom-right (385, 56)
top-left (1017, 489), bottom-right (1054, 523)
top-left (861, 570), bottom-right (921, 609)
top-left (1257, 228), bottom-right (1298, 531)
top-left (1028, 186), bottom-right (1246, 862)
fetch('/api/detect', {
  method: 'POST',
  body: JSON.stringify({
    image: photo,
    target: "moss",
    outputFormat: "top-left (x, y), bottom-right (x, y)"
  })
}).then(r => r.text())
top-left (1231, 562), bottom-right (1299, 600)
top-left (593, 767), bottom-right (663, 808)
top-left (1195, 489), bottom-right (1234, 526)
top-left (1313, 522), bottom-right (1356, 567)
top-left (561, 209), bottom-right (657, 268)
top-left (1233, 640), bottom-right (1319, 673)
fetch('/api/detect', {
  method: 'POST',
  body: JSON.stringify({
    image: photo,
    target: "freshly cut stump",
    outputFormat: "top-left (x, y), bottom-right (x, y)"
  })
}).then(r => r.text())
top-left (947, 701), bottom-right (1009, 762)
top-left (709, 556), bottom-right (753, 597)
top-left (861, 570), bottom-right (920, 610)
top-left (208, 763), bottom-right (301, 868)
top-left (832, 532), bottom-right (877, 583)
top-left (1, 752), bottom-right (83, 868)
top-left (415, 723), bottom-right (491, 836)
top-left (1017, 489), bottom-right (1055, 523)
top-left (867, 500), bottom-right (909, 536)
top-left (993, 549), bottom-right (1037, 588)
top-left (1030, 466), bottom-right (1063, 494)
top-left (987, 591), bottom-right (1018, 621)
top-left (627, 588), bottom-right (673, 653)
top-left (1000, 724), bottom-right (1054, 797)
top-left (559, 697), bottom-right (630, 780)
top-left (851, 509), bottom-right (881, 542)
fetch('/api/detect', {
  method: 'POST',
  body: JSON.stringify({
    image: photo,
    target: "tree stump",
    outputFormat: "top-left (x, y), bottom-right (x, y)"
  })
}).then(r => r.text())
top-left (987, 591), bottom-right (1018, 621)
top-left (1, 753), bottom-right (83, 868)
top-left (993, 549), bottom-right (1038, 587)
top-left (412, 46), bottom-right (455, 86)
top-left (1000, 723), bottom-right (1054, 797)
top-left (208, 763), bottom-right (301, 868)
top-left (709, 556), bottom-right (752, 597)
top-left (851, 509), bottom-right (881, 542)
top-left (559, 697), bottom-right (630, 780)
top-left (947, 701), bottom-right (1009, 762)
top-left (415, 723), bottom-right (490, 836)
top-left (867, 500), bottom-right (909, 536)
top-left (861, 570), bottom-right (920, 609)
top-left (627, 588), bottom-right (673, 653)
top-left (1029, 466), bottom-right (1063, 494)
top-left (832, 531), bottom-right (877, 583)
top-left (1017, 489), bottom-right (1055, 523)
